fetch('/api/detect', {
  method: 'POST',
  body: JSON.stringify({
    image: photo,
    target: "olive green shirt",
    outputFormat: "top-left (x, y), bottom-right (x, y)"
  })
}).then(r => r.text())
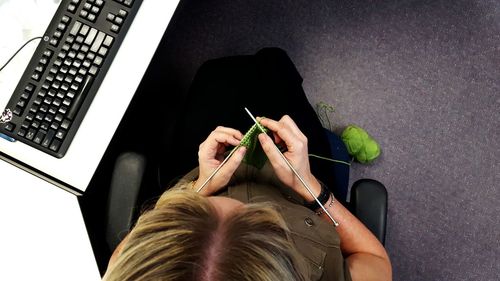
top-left (182, 162), bottom-right (352, 281)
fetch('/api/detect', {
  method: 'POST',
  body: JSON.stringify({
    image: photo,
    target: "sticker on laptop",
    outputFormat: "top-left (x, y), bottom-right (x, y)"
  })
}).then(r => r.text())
top-left (0, 108), bottom-right (13, 124)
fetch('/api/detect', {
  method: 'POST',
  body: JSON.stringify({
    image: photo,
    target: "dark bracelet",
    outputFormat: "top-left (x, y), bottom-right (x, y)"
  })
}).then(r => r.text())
top-left (303, 180), bottom-right (330, 210)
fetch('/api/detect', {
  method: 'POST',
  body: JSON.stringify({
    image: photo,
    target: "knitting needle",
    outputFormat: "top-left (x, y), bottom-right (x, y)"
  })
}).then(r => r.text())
top-left (244, 107), bottom-right (339, 227)
top-left (196, 145), bottom-right (239, 193)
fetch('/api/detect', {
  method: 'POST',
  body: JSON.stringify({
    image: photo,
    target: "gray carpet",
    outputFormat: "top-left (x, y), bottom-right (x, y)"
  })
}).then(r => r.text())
top-left (154, 0), bottom-right (500, 280)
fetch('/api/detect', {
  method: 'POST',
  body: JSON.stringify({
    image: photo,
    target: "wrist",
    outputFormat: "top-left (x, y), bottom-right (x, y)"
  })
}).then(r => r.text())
top-left (191, 177), bottom-right (211, 196)
top-left (302, 178), bottom-right (330, 210)
top-left (298, 175), bottom-right (321, 202)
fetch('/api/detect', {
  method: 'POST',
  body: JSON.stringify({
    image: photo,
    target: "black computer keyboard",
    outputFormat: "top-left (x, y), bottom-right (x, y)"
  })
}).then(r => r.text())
top-left (0, 0), bottom-right (142, 158)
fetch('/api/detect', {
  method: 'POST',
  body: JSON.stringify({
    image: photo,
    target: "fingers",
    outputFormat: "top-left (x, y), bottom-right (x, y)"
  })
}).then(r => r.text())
top-left (258, 115), bottom-right (307, 152)
top-left (218, 146), bottom-right (247, 180)
top-left (209, 126), bottom-right (243, 146)
top-left (199, 127), bottom-right (243, 158)
top-left (258, 132), bottom-right (288, 171)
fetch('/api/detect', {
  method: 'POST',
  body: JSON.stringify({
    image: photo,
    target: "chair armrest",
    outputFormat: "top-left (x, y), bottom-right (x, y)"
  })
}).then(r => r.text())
top-left (350, 179), bottom-right (387, 245)
top-left (105, 152), bottom-right (146, 252)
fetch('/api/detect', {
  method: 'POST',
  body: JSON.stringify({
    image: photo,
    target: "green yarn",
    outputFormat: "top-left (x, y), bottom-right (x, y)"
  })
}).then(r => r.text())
top-left (239, 123), bottom-right (269, 169)
top-left (341, 125), bottom-right (381, 164)
top-left (316, 101), bottom-right (336, 131)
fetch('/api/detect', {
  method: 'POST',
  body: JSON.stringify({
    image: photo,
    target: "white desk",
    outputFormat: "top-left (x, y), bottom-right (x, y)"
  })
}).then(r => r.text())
top-left (0, 0), bottom-right (179, 194)
top-left (0, 159), bottom-right (101, 281)
top-left (0, 0), bottom-right (179, 279)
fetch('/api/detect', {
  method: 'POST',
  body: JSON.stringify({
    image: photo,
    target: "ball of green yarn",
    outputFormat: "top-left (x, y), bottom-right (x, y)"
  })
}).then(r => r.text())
top-left (341, 125), bottom-right (381, 164)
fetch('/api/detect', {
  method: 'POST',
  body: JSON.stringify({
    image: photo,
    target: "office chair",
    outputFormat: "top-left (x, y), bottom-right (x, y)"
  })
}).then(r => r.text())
top-left (105, 151), bottom-right (388, 252)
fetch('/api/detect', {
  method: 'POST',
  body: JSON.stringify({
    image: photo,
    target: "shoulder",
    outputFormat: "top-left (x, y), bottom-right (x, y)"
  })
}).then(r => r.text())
top-left (228, 182), bottom-right (351, 281)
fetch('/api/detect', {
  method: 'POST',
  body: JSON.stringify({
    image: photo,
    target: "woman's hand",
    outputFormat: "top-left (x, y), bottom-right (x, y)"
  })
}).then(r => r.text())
top-left (193, 126), bottom-right (247, 196)
top-left (257, 115), bottom-right (321, 201)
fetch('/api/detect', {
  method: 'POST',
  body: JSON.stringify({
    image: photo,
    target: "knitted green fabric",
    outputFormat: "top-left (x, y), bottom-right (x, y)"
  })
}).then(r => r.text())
top-left (240, 123), bottom-right (269, 169)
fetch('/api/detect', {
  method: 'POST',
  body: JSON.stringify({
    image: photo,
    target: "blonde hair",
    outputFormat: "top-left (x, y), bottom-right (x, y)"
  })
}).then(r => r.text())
top-left (103, 188), bottom-right (308, 281)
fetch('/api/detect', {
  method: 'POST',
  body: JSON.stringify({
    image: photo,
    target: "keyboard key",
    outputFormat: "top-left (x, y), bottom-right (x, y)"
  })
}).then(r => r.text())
top-left (70, 21), bottom-right (82, 35)
top-left (35, 112), bottom-right (44, 121)
top-left (48, 89), bottom-right (57, 97)
top-left (91, 32), bottom-right (106, 52)
top-left (13, 107), bottom-right (23, 116)
top-left (26, 113), bottom-right (35, 121)
top-left (17, 129), bottom-right (26, 137)
top-left (114, 17), bottom-right (123, 25)
top-left (43, 50), bottom-right (53, 57)
top-left (98, 46), bottom-right (108, 56)
top-left (76, 52), bottom-right (86, 60)
top-left (21, 92), bottom-right (30, 99)
top-left (76, 36), bottom-right (85, 44)
top-left (55, 130), bottom-right (66, 140)
top-left (40, 57), bottom-right (49, 65)
top-left (75, 75), bottom-right (84, 83)
top-left (32, 121), bottom-right (40, 129)
top-left (111, 24), bottom-right (120, 33)
top-left (67, 4), bottom-right (76, 13)
top-left (89, 65), bottom-right (99, 76)
top-left (55, 114), bottom-right (64, 122)
top-left (42, 130), bottom-right (55, 148)
top-left (25, 83), bottom-right (36, 93)
top-left (59, 106), bottom-right (68, 115)
top-left (34, 130), bottom-right (46, 144)
top-left (102, 35), bottom-right (113, 47)
top-left (57, 23), bottom-right (67, 31)
top-left (118, 9), bottom-right (127, 17)
top-left (61, 83), bottom-right (70, 92)
top-left (49, 38), bottom-right (58, 46)
top-left (5, 123), bottom-right (15, 132)
top-left (106, 13), bottom-right (115, 21)
top-left (51, 122), bottom-right (60, 130)
top-left (85, 28), bottom-right (98, 45)
top-left (40, 122), bottom-right (50, 131)
top-left (26, 128), bottom-right (36, 140)
top-left (93, 56), bottom-right (103, 66)
top-left (80, 25), bottom-right (90, 36)
top-left (61, 119), bottom-right (71, 130)
top-left (50, 139), bottom-right (61, 152)
top-left (31, 72), bottom-right (41, 81)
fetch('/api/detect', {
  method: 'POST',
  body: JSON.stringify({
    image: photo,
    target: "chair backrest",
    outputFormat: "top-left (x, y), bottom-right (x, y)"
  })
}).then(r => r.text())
top-left (350, 179), bottom-right (388, 245)
top-left (105, 152), bottom-right (146, 252)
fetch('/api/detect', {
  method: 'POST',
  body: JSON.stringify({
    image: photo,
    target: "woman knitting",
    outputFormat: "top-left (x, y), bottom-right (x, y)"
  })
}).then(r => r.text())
top-left (103, 48), bottom-right (391, 281)
top-left (103, 115), bottom-right (391, 281)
